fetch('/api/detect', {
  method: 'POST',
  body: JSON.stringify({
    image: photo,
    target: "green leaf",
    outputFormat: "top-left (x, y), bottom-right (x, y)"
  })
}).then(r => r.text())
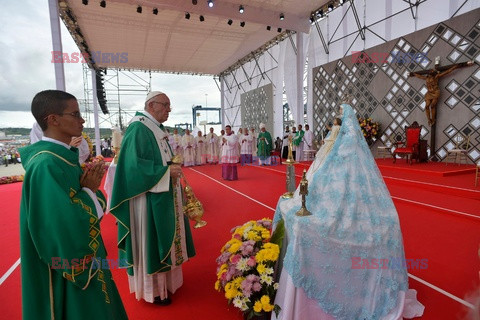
top-left (270, 218), bottom-right (285, 251)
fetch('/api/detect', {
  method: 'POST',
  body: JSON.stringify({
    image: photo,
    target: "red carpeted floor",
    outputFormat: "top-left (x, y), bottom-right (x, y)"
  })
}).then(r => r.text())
top-left (1, 159), bottom-right (479, 319)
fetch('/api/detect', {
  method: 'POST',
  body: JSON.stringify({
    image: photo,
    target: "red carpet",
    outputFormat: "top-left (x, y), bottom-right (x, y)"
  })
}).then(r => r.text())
top-left (1, 160), bottom-right (479, 319)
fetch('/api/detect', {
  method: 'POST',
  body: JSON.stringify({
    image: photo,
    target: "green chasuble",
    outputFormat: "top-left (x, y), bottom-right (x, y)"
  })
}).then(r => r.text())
top-left (110, 112), bottom-right (195, 276)
top-left (257, 130), bottom-right (273, 159)
top-left (293, 130), bottom-right (304, 146)
top-left (19, 141), bottom-right (127, 320)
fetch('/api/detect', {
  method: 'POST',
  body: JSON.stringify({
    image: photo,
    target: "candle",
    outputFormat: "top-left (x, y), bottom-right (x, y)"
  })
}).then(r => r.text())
top-left (112, 129), bottom-right (122, 148)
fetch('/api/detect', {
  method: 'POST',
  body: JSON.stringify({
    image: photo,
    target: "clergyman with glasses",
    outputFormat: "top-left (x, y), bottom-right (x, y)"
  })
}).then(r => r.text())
top-left (110, 91), bottom-right (196, 306)
top-left (19, 90), bottom-right (127, 319)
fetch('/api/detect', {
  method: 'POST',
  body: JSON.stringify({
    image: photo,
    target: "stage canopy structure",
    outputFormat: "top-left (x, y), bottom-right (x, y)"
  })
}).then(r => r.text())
top-left (57, 0), bottom-right (327, 75)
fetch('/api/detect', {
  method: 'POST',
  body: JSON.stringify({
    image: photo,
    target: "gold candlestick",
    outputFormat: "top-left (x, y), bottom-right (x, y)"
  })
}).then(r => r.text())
top-left (171, 154), bottom-right (207, 228)
top-left (295, 169), bottom-right (312, 216)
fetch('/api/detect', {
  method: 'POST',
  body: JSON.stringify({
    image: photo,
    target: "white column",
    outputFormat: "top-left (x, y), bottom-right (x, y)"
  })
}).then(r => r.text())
top-left (48, 0), bottom-right (66, 91)
top-left (221, 77), bottom-right (226, 126)
top-left (91, 69), bottom-right (101, 156)
top-left (296, 33), bottom-right (304, 125)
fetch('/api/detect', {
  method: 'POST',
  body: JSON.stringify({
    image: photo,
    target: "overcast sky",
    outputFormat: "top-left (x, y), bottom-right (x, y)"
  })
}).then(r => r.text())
top-left (0, 0), bottom-right (221, 129)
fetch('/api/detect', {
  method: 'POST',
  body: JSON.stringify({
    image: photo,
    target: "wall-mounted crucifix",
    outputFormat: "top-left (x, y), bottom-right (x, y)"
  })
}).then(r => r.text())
top-left (409, 58), bottom-right (474, 161)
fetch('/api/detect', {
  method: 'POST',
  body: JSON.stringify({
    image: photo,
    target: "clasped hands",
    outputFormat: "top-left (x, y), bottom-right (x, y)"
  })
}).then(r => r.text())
top-left (80, 161), bottom-right (106, 193)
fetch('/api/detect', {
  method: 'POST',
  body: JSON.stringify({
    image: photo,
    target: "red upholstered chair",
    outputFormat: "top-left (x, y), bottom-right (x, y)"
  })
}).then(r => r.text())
top-left (393, 122), bottom-right (421, 165)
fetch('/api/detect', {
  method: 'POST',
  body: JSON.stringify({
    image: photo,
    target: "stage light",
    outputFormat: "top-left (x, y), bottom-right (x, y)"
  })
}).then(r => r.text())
top-left (266, 25), bottom-right (271, 31)
top-left (185, 12), bottom-right (190, 19)
top-left (100, 0), bottom-right (106, 8)
top-left (280, 13), bottom-right (284, 20)
top-left (240, 21), bottom-right (245, 27)
top-left (227, 19), bottom-right (233, 25)
top-left (199, 15), bottom-right (204, 21)
top-left (328, 3), bottom-right (334, 11)
top-left (317, 9), bottom-right (324, 17)
top-left (192, 0), bottom-right (197, 4)
top-left (239, 5), bottom-right (244, 13)
top-left (82, 0), bottom-right (88, 5)
top-left (339, 0), bottom-right (345, 4)
top-left (207, 0), bottom-right (213, 8)
top-left (309, 15), bottom-right (315, 23)
top-left (137, 5), bottom-right (142, 13)
top-left (277, 27), bottom-right (282, 32)
top-left (153, 8), bottom-right (158, 15)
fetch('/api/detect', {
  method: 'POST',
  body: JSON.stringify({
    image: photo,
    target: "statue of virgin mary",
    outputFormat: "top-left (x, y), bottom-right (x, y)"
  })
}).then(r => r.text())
top-left (272, 102), bottom-right (424, 320)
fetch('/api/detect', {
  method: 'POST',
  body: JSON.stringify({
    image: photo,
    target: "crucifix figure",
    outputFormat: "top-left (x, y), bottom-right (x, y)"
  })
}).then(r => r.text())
top-left (409, 60), bottom-right (474, 127)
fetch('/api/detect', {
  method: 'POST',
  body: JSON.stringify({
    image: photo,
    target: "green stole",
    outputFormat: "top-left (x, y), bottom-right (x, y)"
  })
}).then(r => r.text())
top-left (293, 130), bottom-right (305, 146)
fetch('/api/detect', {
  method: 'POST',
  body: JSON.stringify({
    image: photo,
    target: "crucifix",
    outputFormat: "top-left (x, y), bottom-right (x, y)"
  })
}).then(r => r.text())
top-left (409, 58), bottom-right (474, 160)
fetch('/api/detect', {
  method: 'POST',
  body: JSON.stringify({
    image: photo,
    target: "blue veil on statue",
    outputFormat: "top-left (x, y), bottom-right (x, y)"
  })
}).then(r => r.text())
top-left (273, 104), bottom-right (424, 320)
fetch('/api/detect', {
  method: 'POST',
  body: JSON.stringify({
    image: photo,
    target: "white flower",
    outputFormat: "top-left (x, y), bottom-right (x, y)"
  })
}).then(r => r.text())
top-left (235, 257), bottom-right (251, 272)
top-left (233, 297), bottom-right (243, 309)
top-left (264, 267), bottom-right (274, 275)
top-left (273, 283), bottom-right (279, 290)
top-left (260, 274), bottom-right (274, 285)
top-left (240, 303), bottom-right (249, 311)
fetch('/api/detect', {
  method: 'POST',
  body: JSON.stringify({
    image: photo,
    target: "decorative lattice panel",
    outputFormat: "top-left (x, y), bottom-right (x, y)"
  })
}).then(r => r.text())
top-left (241, 84), bottom-right (274, 134)
top-left (312, 9), bottom-right (480, 162)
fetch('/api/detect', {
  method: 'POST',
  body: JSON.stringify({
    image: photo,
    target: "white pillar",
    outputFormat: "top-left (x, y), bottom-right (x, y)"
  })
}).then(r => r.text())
top-left (221, 77), bottom-right (226, 126)
top-left (91, 69), bottom-right (101, 156)
top-left (296, 33), bottom-right (304, 125)
top-left (48, 0), bottom-right (66, 91)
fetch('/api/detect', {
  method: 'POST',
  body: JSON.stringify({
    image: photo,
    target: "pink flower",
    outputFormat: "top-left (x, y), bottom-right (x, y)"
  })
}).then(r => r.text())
top-left (247, 256), bottom-right (256, 267)
top-left (252, 282), bottom-right (262, 292)
top-left (230, 254), bottom-right (241, 264)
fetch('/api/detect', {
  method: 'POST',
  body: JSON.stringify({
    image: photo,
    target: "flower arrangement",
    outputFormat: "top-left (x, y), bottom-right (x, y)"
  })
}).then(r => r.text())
top-left (359, 117), bottom-right (381, 142)
top-left (81, 155), bottom-right (108, 172)
top-left (215, 219), bottom-right (281, 319)
top-left (0, 175), bottom-right (24, 185)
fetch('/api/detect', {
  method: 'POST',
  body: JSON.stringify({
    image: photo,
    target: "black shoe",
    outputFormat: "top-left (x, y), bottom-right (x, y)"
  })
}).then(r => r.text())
top-left (154, 296), bottom-right (171, 306)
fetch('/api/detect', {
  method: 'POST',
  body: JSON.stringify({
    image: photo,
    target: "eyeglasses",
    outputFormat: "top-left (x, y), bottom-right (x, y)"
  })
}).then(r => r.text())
top-left (59, 111), bottom-right (83, 119)
top-left (43, 111), bottom-right (83, 121)
top-left (152, 101), bottom-right (171, 108)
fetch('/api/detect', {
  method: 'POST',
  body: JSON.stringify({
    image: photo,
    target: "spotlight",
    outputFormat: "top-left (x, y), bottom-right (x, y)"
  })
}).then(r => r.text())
top-left (82, 0), bottom-right (88, 5)
top-left (185, 12), bottom-right (190, 19)
top-left (136, 5), bottom-right (142, 13)
top-left (280, 13), bottom-right (284, 20)
top-left (266, 26), bottom-right (271, 31)
top-left (309, 15), bottom-right (315, 23)
top-left (328, 3), bottom-right (334, 11)
top-left (227, 19), bottom-right (233, 25)
top-left (239, 5), bottom-right (244, 14)
top-left (277, 27), bottom-right (282, 32)
top-left (207, 0), bottom-right (213, 8)
top-left (240, 21), bottom-right (245, 27)
top-left (199, 15), bottom-right (204, 21)
top-left (317, 9), bottom-right (324, 17)
top-left (153, 8), bottom-right (158, 15)
top-left (192, 0), bottom-right (197, 4)
top-left (100, 0), bottom-right (106, 8)
top-left (339, 0), bottom-right (345, 3)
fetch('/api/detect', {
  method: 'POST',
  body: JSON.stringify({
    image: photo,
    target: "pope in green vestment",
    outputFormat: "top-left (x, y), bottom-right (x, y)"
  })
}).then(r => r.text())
top-left (110, 108), bottom-right (196, 302)
top-left (19, 141), bottom-right (128, 320)
top-left (257, 124), bottom-right (273, 164)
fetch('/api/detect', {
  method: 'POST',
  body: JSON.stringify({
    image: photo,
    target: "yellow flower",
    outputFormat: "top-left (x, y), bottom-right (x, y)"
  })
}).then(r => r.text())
top-left (263, 303), bottom-right (274, 312)
top-left (214, 280), bottom-right (221, 291)
top-left (260, 295), bottom-right (270, 305)
top-left (257, 263), bottom-right (266, 274)
top-left (253, 301), bottom-right (263, 313)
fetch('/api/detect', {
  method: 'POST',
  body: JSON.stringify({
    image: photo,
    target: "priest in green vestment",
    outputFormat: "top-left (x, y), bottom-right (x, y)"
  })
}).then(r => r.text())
top-left (257, 122), bottom-right (273, 165)
top-left (19, 90), bottom-right (127, 320)
top-left (293, 124), bottom-right (305, 161)
top-left (110, 91), bottom-right (196, 305)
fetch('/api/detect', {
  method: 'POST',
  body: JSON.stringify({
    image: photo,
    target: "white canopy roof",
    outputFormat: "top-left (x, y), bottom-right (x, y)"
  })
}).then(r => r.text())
top-left (58, 0), bottom-right (327, 75)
